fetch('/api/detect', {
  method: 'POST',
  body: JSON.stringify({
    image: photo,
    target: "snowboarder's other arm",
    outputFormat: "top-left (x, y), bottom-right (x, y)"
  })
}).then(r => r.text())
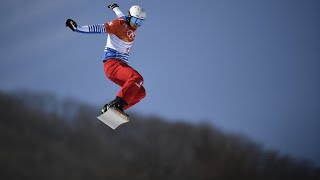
top-left (65, 19), bottom-right (106, 34)
top-left (108, 3), bottom-right (125, 19)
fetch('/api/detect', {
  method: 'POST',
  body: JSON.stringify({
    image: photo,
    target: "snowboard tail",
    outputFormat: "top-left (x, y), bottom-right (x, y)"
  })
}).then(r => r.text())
top-left (97, 107), bottom-right (129, 130)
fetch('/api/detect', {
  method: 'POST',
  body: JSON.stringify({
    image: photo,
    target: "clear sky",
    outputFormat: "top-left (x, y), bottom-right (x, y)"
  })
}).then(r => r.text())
top-left (1, 0), bottom-right (320, 166)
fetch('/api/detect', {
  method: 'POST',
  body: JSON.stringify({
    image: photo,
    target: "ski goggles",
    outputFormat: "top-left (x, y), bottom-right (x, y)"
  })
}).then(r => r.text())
top-left (130, 17), bottom-right (144, 26)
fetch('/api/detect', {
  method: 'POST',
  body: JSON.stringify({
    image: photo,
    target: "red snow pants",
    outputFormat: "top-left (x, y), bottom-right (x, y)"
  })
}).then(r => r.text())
top-left (104, 59), bottom-right (146, 110)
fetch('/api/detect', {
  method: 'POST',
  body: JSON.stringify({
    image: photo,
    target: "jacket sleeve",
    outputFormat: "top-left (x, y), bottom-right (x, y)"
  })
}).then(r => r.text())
top-left (112, 7), bottom-right (126, 19)
top-left (75, 24), bottom-right (106, 34)
top-left (74, 6), bottom-right (125, 34)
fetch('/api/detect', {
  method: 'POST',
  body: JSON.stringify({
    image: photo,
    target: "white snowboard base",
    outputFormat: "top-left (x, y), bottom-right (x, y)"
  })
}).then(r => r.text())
top-left (97, 107), bottom-right (129, 130)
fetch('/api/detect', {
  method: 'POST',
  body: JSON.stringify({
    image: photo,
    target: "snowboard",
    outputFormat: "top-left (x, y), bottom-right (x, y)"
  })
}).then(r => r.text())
top-left (97, 107), bottom-right (129, 130)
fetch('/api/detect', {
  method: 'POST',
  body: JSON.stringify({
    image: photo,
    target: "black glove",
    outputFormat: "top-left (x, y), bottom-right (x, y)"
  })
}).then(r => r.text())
top-left (65, 19), bottom-right (77, 31)
top-left (108, 3), bottom-right (119, 10)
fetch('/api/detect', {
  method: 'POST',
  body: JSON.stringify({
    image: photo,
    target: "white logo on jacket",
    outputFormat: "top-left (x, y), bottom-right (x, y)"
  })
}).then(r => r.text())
top-left (127, 30), bottom-right (136, 40)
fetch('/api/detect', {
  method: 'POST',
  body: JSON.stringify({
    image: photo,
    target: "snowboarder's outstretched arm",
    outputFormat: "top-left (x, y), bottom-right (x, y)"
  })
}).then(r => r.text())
top-left (65, 3), bottom-right (125, 33)
top-left (108, 3), bottom-right (125, 19)
top-left (65, 19), bottom-right (106, 34)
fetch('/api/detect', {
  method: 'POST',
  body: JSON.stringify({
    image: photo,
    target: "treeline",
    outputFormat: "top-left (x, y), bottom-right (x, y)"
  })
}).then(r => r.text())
top-left (0, 91), bottom-right (319, 180)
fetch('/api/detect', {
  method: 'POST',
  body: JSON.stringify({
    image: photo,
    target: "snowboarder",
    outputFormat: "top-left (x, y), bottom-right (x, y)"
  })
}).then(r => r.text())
top-left (66, 3), bottom-right (146, 115)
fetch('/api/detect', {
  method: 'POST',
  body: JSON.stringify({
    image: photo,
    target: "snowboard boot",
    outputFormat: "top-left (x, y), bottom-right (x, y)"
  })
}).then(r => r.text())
top-left (101, 97), bottom-right (128, 115)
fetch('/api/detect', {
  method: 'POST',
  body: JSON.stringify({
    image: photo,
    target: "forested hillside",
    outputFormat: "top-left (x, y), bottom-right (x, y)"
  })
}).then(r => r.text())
top-left (0, 91), bottom-right (319, 180)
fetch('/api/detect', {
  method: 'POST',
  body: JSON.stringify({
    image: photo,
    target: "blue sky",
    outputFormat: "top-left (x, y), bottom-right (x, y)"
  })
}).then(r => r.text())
top-left (1, 0), bottom-right (320, 166)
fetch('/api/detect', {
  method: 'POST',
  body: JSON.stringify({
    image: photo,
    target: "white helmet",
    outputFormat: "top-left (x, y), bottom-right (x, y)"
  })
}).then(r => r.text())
top-left (129, 5), bottom-right (146, 20)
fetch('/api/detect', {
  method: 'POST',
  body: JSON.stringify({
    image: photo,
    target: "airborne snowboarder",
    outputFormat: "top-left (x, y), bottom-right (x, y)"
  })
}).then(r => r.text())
top-left (66, 3), bottom-right (147, 119)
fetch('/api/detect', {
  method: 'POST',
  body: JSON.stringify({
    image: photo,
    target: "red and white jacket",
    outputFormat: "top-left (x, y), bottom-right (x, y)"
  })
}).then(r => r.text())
top-left (74, 7), bottom-right (136, 63)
